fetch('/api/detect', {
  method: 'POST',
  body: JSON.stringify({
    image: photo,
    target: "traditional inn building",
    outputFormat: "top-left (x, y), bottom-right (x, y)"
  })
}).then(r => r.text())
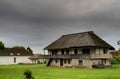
top-left (0, 48), bottom-right (33, 65)
top-left (44, 31), bottom-right (115, 68)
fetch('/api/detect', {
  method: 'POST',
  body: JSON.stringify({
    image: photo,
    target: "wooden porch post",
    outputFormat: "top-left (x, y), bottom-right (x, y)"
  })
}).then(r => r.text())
top-left (43, 49), bottom-right (45, 64)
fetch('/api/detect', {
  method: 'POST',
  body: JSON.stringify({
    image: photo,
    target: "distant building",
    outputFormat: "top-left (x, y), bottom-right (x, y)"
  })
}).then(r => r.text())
top-left (44, 31), bottom-right (115, 68)
top-left (0, 48), bottom-right (33, 65)
top-left (29, 54), bottom-right (46, 64)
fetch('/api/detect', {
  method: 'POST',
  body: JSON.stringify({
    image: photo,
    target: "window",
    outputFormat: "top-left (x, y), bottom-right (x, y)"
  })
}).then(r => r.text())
top-left (104, 59), bottom-right (106, 64)
top-left (82, 49), bottom-right (90, 54)
top-left (10, 53), bottom-right (14, 56)
top-left (66, 50), bottom-right (69, 54)
top-left (52, 50), bottom-right (54, 55)
top-left (61, 50), bottom-right (64, 55)
top-left (74, 49), bottom-right (78, 54)
top-left (79, 60), bottom-right (83, 65)
top-left (52, 50), bottom-right (58, 55)
top-left (37, 61), bottom-right (40, 64)
top-left (103, 49), bottom-right (107, 54)
top-left (68, 60), bottom-right (71, 64)
top-left (54, 50), bottom-right (57, 55)
top-left (17, 53), bottom-right (20, 56)
top-left (14, 58), bottom-right (16, 63)
top-left (102, 59), bottom-right (106, 64)
top-left (64, 59), bottom-right (66, 64)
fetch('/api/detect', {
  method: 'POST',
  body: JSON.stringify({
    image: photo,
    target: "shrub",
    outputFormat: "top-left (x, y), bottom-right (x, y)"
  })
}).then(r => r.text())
top-left (24, 69), bottom-right (34, 79)
top-left (109, 51), bottom-right (120, 64)
top-left (109, 58), bottom-right (118, 64)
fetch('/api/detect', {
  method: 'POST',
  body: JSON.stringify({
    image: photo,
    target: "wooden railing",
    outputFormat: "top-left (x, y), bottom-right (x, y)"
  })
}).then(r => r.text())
top-left (44, 54), bottom-right (90, 59)
top-left (90, 54), bottom-right (112, 59)
top-left (41, 54), bottom-right (112, 59)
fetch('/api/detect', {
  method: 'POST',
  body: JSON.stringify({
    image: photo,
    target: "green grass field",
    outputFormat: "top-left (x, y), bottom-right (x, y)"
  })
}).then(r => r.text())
top-left (0, 64), bottom-right (120, 79)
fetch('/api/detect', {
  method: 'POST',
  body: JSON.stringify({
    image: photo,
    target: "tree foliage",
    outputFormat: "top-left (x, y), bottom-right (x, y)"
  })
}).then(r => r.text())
top-left (13, 46), bottom-right (25, 49)
top-left (109, 41), bottom-right (120, 64)
top-left (0, 41), bottom-right (5, 50)
top-left (109, 51), bottom-right (120, 64)
top-left (27, 47), bottom-right (33, 53)
top-left (117, 40), bottom-right (120, 45)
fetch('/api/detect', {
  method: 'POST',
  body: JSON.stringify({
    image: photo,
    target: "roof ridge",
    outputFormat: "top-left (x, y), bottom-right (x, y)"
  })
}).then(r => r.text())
top-left (62, 31), bottom-right (94, 36)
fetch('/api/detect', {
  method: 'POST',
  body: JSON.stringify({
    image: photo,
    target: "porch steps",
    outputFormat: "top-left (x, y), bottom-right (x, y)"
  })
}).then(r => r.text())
top-left (47, 58), bottom-right (52, 66)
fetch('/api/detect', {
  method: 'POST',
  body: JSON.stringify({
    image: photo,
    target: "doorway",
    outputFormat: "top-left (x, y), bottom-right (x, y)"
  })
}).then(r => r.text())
top-left (60, 59), bottom-right (63, 66)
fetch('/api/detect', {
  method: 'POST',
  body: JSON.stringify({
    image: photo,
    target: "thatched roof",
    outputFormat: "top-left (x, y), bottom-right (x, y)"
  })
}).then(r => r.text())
top-left (44, 31), bottom-right (114, 50)
top-left (29, 54), bottom-right (45, 60)
top-left (0, 48), bottom-right (33, 56)
top-left (29, 54), bottom-right (40, 60)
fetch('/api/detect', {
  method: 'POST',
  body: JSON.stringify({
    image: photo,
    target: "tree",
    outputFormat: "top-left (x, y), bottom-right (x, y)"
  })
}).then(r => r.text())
top-left (13, 46), bottom-right (25, 49)
top-left (0, 41), bottom-right (5, 51)
top-left (27, 47), bottom-right (33, 53)
top-left (109, 40), bottom-right (120, 64)
top-left (109, 51), bottom-right (120, 64)
top-left (117, 40), bottom-right (120, 45)
top-left (117, 40), bottom-right (120, 50)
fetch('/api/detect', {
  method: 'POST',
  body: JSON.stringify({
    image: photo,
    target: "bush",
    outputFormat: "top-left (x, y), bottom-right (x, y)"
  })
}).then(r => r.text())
top-left (109, 58), bottom-right (118, 64)
top-left (109, 51), bottom-right (120, 64)
top-left (24, 69), bottom-right (34, 79)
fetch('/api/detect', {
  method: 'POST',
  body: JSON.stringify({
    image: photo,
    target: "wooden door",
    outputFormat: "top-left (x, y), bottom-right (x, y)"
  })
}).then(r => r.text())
top-left (60, 59), bottom-right (63, 66)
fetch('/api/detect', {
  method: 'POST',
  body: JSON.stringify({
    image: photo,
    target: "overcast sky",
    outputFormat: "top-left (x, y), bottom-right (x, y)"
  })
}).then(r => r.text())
top-left (0, 0), bottom-right (120, 53)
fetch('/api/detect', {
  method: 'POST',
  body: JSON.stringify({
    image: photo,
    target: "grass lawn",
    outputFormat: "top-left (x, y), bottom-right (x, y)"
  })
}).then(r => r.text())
top-left (0, 64), bottom-right (120, 79)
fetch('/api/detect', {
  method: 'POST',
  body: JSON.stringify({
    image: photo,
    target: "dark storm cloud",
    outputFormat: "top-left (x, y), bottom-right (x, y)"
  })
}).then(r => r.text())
top-left (0, 0), bottom-right (120, 53)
